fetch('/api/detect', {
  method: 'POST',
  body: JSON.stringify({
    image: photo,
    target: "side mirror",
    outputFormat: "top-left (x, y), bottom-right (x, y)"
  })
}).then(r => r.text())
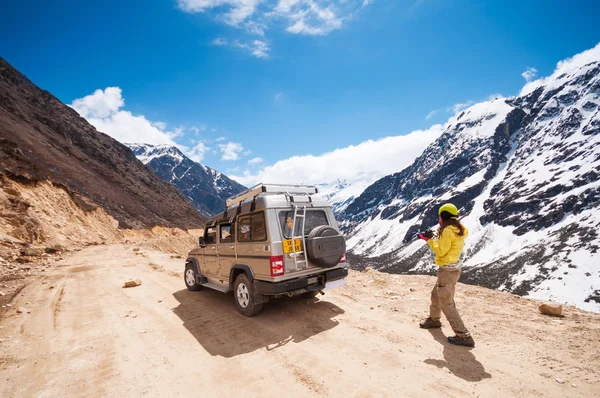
top-left (199, 237), bottom-right (206, 248)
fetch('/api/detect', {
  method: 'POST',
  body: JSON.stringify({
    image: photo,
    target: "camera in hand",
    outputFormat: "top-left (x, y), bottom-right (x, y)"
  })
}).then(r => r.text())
top-left (420, 230), bottom-right (434, 239)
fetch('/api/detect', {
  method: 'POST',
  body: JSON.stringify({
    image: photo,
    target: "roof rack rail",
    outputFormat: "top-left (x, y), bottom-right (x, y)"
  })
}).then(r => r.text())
top-left (225, 183), bottom-right (318, 208)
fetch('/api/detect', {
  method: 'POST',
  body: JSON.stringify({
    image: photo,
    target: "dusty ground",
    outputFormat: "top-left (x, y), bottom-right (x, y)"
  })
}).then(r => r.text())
top-left (1, 244), bottom-right (599, 397)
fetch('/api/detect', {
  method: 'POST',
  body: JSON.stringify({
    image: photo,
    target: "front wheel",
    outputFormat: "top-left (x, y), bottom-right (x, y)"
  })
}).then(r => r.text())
top-left (234, 274), bottom-right (263, 317)
top-left (184, 264), bottom-right (202, 291)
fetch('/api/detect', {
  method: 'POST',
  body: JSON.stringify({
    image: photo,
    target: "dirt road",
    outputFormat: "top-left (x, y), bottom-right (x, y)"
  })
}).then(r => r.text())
top-left (1, 245), bottom-right (599, 397)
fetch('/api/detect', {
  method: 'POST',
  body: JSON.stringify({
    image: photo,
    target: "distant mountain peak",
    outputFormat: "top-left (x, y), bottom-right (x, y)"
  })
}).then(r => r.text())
top-left (126, 143), bottom-right (245, 217)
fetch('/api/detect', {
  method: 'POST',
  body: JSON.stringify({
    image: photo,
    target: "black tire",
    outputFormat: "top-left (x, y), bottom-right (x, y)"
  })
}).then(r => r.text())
top-left (184, 264), bottom-right (202, 291)
top-left (306, 225), bottom-right (346, 268)
top-left (233, 274), bottom-right (263, 317)
top-left (300, 291), bottom-right (320, 299)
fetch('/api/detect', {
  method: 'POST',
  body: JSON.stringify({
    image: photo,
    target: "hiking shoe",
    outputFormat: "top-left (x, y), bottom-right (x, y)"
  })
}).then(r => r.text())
top-left (448, 335), bottom-right (475, 347)
top-left (419, 318), bottom-right (442, 329)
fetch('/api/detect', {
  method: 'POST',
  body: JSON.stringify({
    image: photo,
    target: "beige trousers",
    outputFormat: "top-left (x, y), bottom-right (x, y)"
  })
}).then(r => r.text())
top-left (430, 266), bottom-right (470, 337)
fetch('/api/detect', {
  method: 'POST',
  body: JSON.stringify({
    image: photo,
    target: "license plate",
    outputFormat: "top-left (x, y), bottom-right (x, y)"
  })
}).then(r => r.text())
top-left (325, 279), bottom-right (346, 290)
top-left (282, 239), bottom-right (302, 254)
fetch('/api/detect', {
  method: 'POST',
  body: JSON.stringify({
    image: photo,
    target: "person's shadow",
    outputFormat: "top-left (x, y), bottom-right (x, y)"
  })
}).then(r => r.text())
top-left (424, 329), bottom-right (492, 382)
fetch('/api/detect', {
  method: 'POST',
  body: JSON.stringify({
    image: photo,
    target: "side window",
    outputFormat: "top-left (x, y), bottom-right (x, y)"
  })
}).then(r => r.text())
top-left (237, 213), bottom-right (267, 242)
top-left (205, 226), bottom-right (217, 245)
top-left (220, 224), bottom-right (234, 243)
top-left (251, 212), bottom-right (267, 241)
top-left (238, 216), bottom-right (251, 242)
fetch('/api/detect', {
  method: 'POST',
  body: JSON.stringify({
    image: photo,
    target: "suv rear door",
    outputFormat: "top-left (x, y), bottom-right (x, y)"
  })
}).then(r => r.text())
top-left (278, 208), bottom-right (331, 273)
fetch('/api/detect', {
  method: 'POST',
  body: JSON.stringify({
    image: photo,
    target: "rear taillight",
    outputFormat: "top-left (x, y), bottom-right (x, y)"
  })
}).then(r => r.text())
top-left (270, 255), bottom-right (284, 277)
top-left (340, 253), bottom-right (347, 263)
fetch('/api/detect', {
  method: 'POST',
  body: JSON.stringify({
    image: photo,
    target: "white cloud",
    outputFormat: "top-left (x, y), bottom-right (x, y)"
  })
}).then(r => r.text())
top-left (211, 37), bottom-right (270, 58)
top-left (448, 100), bottom-right (474, 114)
top-left (180, 1), bottom-right (373, 54)
top-left (71, 87), bottom-right (124, 119)
top-left (216, 136), bottom-right (226, 141)
top-left (212, 37), bottom-right (228, 46)
top-left (190, 124), bottom-right (207, 135)
top-left (521, 67), bottom-right (538, 83)
top-left (71, 87), bottom-right (215, 163)
top-left (520, 42), bottom-right (600, 96)
top-left (219, 141), bottom-right (244, 160)
top-left (187, 142), bottom-right (209, 162)
top-left (275, 92), bottom-right (283, 100)
top-left (70, 87), bottom-right (177, 146)
top-left (248, 157), bottom-right (264, 165)
top-left (425, 109), bottom-right (438, 120)
top-left (230, 125), bottom-right (443, 186)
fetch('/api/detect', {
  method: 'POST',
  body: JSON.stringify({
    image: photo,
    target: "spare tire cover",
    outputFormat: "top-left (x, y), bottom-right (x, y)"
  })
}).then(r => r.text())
top-left (306, 225), bottom-right (346, 268)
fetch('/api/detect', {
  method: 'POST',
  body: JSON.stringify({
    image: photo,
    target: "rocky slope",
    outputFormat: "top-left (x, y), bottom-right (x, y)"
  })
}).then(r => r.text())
top-left (0, 57), bottom-right (206, 229)
top-left (127, 144), bottom-right (245, 217)
top-left (340, 47), bottom-right (600, 311)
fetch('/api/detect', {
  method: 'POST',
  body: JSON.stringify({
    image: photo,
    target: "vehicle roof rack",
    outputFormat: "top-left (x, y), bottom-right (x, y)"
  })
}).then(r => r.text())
top-left (225, 183), bottom-right (318, 208)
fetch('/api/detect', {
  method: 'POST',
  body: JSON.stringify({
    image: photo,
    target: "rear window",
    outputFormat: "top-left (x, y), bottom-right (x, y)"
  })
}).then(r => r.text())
top-left (238, 212), bottom-right (267, 242)
top-left (279, 210), bottom-right (329, 239)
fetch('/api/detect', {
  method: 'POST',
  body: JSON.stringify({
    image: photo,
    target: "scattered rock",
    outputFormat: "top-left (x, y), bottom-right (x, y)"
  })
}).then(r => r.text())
top-left (0, 291), bottom-right (5, 296)
top-left (556, 378), bottom-right (565, 384)
top-left (158, 300), bottom-right (163, 303)
top-left (135, 252), bottom-right (144, 256)
top-left (571, 383), bottom-right (577, 388)
top-left (410, 288), bottom-right (416, 292)
top-left (45, 245), bottom-right (65, 254)
top-left (20, 247), bottom-right (43, 257)
top-left (49, 285), bottom-right (55, 289)
top-left (123, 279), bottom-right (142, 288)
top-left (170, 255), bottom-right (182, 259)
top-left (6, 304), bottom-right (12, 308)
top-left (132, 248), bottom-right (140, 252)
top-left (17, 307), bottom-right (31, 314)
top-left (26, 301), bottom-right (31, 305)
top-left (539, 303), bottom-right (563, 317)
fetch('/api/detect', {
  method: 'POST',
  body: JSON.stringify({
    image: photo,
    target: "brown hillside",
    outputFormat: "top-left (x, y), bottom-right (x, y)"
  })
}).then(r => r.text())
top-left (0, 57), bottom-right (205, 229)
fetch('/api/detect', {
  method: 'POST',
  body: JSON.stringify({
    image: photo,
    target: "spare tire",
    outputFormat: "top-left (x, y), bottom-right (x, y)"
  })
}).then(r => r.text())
top-left (306, 225), bottom-right (346, 268)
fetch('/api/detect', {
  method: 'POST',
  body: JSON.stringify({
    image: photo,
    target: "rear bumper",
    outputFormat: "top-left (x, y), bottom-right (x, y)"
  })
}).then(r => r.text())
top-left (254, 267), bottom-right (348, 295)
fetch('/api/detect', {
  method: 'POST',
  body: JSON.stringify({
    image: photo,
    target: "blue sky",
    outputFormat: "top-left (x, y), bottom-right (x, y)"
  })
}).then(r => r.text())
top-left (1, 0), bottom-right (599, 185)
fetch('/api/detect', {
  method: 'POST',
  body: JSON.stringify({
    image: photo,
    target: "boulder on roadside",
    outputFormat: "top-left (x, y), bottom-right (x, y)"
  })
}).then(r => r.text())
top-left (539, 302), bottom-right (563, 317)
top-left (45, 245), bottom-right (65, 254)
top-left (20, 247), bottom-right (43, 257)
top-left (123, 279), bottom-right (142, 288)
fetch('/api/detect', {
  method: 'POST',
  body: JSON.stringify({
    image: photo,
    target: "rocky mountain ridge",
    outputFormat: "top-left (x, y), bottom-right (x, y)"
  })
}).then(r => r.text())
top-left (338, 49), bottom-right (600, 311)
top-left (127, 143), bottom-right (245, 217)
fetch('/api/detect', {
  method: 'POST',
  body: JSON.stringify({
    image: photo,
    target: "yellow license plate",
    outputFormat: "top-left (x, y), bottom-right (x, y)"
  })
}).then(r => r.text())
top-left (282, 239), bottom-right (302, 254)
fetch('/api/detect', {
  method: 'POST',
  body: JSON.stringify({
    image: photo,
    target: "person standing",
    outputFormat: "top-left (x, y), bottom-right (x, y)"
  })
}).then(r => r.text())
top-left (418, 203), bottom-right (475, 347)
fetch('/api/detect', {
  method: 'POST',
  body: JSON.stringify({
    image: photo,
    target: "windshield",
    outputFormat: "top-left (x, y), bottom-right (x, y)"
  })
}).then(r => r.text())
top-left (279, 210), bottom-right (329, 239)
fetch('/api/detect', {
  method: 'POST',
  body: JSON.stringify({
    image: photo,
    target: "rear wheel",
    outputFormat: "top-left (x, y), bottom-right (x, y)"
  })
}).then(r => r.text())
top-left (184, 264), bottom-right (202, 291)
top-left (234, 274), bottom-right (263, 317)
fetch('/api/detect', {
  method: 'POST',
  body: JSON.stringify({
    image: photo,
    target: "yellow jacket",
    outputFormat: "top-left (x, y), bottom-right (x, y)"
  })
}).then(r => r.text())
top-left (427, 225), bottom-right (469, 266)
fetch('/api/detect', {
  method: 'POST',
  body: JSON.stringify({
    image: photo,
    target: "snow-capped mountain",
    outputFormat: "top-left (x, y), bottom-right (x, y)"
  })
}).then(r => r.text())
top-left (127, 144), bottom-right (246, 217)
top-left (317, 172), bottom-right (384, 215)
top-left (340, 47), bottom-right (600, 311)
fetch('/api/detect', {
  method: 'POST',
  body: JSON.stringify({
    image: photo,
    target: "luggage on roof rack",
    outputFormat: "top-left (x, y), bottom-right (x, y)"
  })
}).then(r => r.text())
top-left (225, 183), bottom-right (318, 208)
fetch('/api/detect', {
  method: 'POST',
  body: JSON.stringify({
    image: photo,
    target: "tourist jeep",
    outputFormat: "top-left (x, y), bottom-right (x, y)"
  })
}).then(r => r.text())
top-left (184, 183), bottom-right (348, 316)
